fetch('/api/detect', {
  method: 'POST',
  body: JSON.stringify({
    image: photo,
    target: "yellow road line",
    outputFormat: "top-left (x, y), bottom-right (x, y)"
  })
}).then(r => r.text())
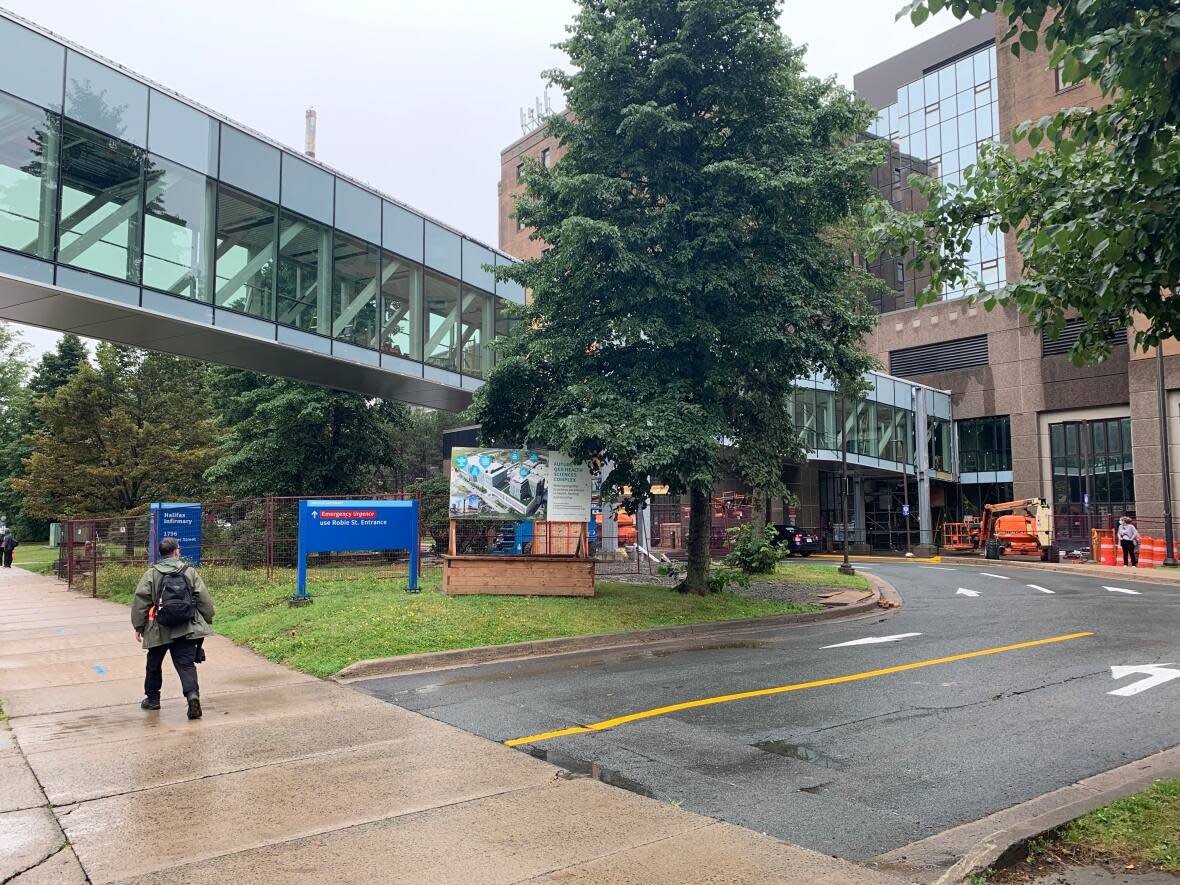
top-left (503, 631), bottom-right (1094, 747)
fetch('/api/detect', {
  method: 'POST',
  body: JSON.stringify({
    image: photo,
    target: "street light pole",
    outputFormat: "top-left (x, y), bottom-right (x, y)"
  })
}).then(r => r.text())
top-left (1156, 345), bottom-right (1177, 566)
top-left (839, 395), bottom-right (855, 576)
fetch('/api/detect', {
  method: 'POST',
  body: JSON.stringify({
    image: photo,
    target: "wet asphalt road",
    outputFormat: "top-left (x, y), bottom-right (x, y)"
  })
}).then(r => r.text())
top-left (355, 562), bottom-right (1180, 861)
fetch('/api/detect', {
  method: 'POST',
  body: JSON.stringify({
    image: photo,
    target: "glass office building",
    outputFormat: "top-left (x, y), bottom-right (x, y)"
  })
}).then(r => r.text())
top-left (0, 11), bottom-right (523, 410)
top-left (868, 43), bottom-right (1006, 304)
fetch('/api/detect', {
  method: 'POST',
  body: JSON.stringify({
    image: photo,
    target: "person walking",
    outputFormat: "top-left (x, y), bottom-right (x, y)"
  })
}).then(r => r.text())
top-left (2, 528), bottom-right (18, 568)
top-left (131, 537), bottom-right (214, 719)
top-left (1116, 516), bottom-right (1140, 568)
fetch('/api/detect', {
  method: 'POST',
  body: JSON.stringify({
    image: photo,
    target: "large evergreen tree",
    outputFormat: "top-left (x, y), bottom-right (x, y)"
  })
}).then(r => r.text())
top-left (0, 322), bottom-right (30, 529)
top-left (14, 344), bottom-right (218, 517)
top-left (471, 0), bottom-right (882, 592)
top-left (203, 368), bottom-right (411, 498)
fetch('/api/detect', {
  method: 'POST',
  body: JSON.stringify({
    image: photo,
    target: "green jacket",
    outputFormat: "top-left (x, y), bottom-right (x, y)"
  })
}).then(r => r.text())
top-left (130, 558), bottom-right (215, 649)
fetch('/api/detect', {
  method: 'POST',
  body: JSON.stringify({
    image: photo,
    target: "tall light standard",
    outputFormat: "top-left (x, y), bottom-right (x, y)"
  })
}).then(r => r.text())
top-left (839, 395), bottom-right (855, 576)
top-left (1156, 344), bottom-right (1177, 566)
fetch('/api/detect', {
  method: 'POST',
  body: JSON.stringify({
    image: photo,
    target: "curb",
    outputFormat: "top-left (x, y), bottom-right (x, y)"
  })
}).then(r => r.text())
top-left (870, 744), bottom-right (1180, 884)
top-left (335, 574), bottom-right (900, 682)
top-left (811, 554), bottom-right (943, 565)
top-left (940, 555), bottom-right (1180, 587)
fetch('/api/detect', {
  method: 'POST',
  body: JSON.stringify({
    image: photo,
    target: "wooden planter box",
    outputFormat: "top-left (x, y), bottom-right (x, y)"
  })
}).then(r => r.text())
top-left (442, 554), bottom-right (595, 596)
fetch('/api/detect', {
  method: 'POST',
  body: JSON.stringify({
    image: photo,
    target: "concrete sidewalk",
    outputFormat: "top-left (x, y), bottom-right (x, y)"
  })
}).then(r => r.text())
top-left (0, 567), bottom-right (906, 884)
top-left (938, 554), bottom-right (1180, 586)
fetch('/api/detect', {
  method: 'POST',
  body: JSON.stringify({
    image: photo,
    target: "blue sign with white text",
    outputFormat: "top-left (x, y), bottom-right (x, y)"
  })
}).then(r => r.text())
top-left (149, 503), bottom-right (202, 566)
top-left (295, 499), bottom-right (419, 599)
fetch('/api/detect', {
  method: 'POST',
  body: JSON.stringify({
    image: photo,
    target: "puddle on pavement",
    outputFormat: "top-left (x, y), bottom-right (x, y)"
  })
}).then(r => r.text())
top-left (646, 640), bottom-right (768, 658)
top-left (751, 740), bottom-right (844, 770)
top-left (526, 747), bottom-right (657, 799)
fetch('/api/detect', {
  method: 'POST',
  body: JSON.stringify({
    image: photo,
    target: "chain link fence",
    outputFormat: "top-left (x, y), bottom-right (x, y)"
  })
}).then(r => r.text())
top-left (59, 494), bottom-right (420, 597)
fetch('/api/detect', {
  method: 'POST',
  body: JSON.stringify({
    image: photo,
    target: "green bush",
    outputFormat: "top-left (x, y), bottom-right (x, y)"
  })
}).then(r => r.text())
top-left (723, 523), bottom-right (783, 574)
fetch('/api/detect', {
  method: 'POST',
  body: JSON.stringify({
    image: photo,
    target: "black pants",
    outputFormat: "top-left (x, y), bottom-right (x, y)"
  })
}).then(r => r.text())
top-left (2, 550), bottom-right (12, 567)
top-left (144, 637), bottom-right (200, 700)
top-left (1120, 539), bottom-right (1138, 567)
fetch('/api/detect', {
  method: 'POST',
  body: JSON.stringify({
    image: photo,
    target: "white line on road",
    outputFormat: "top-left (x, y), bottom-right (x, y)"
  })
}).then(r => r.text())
top-left (822, 633), bottom-right (923, 649)
top-left (919, 566), bottom-right (956, 571)
top-left (1027, 584), bottom-right (1055, 594)
top-left (979, 573), bottom-right (1010, 580)
top-left (956, 588), bottom-right (981, 597)
top-left (1108, 664), bottom-right (1180, 697)
top-left (1104, 586), bottom-right (1142, 595)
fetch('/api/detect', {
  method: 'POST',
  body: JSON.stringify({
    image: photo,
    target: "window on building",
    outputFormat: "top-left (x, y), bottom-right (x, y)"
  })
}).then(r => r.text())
top-left (331, 232), bottom-right (381, 349)
top-left (142, 154), bottom-right (214, 301)
top-left (274, 211), bottom-right (330, 332)
top-left (58, 120), bottom-right (143, 283)
top-left (380, 252), bottom-right (421, 360)
top-left (956, 416), bottom-right (1012, 473)
top-left (895, 259), bottom-right (905, 286)
top-left (928, 416), bottom-right (952, 473)
top-left (0, 91), bottom-right (58, 260)
top-left (215, 184), bottom-right (277, 320)
top-left (424, 269), bottom-right (460, 371)
top-left (540, 147), bottom-right (550, 168)
top-left (516, 217), bottom-right (525, 232)
top-left (892, 166), bottom-right (902, 186)
top-left (515, 162), bottom-right (524, 182)
top-left (958, 481), bottom-right (1013, 519)
top-left (460, 286), bottom-right (492, 378)
top-left (1050, 417), bottom-right (1134, 539)
top-left (1054, 63), bottom-right (1081, 93)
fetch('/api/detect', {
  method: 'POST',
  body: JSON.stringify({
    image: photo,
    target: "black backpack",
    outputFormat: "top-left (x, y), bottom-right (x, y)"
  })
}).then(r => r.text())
top-left (154, 565), bottom-right (196, 628)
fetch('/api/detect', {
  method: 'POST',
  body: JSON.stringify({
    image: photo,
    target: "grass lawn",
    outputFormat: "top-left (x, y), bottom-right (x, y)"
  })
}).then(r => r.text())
top-left (979, 776), bottom-right (1180, 882)
top-left (87, 562), bottom-right (845, 677)
top-left (1043, 776), bottom-right (1180, 872)
top-left (12, 541), bottom-right (57, 576)
top-left (774, 562), bottom-right (871, 590)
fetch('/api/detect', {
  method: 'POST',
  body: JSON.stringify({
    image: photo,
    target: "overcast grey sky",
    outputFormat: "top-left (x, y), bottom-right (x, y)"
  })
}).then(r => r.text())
top-left (3, 0), bottom-right (960, 359)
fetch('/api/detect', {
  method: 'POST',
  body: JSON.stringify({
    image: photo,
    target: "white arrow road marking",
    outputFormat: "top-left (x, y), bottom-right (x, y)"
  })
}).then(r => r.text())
top-left (956, 588), bottom-right (981, 597)
top-left (1027, 584), bottom-right (1055, 594)
top-left (1104, 586), bottom-right (1141, 595)
top-left (1108, 664), bottom-right (1180, 697)
top-left (822, 633), bottom-right (923, 649)
top-left (979, 573), bottom-right (1010, 580)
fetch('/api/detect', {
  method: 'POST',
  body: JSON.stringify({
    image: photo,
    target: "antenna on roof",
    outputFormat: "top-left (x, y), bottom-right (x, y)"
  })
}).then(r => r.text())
top-left (304, 107), bottom-right (317, 159)
top-left (519, 91), bottom-right (554, 136)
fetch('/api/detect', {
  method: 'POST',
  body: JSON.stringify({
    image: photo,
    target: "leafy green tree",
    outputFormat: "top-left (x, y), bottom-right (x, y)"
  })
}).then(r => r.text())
top-left (14, 344), bottom-right (218, 517)
top-left (28, 334), bottom-right (88, 396)
top-left (472, 0), bottom-right (882, 593)
top-left (872, 0), bottom-right (1178, 363)
top-left (204, 368), bottom-right (410, 498)
top-left (383, 407), bottom-right (465, 490)
top-left (0, 322), bottom-right (30, 528)
top-left (0, 334), bottom-right (91, 537)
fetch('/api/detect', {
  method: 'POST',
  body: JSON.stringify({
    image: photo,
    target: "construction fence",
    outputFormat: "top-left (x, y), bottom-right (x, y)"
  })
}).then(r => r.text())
top-left (59, 494), bottom-right (420, 596)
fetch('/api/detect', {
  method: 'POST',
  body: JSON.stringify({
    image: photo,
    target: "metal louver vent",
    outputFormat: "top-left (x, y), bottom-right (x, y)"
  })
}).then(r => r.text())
top-left (1041, 318), bottom-right (1127, 357)
top-left (889, 334), bottom-right (989, 377)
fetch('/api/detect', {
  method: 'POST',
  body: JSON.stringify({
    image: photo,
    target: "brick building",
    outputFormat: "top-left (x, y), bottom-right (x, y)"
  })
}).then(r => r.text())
top-left (496, 15), bottom-right (1176, 549)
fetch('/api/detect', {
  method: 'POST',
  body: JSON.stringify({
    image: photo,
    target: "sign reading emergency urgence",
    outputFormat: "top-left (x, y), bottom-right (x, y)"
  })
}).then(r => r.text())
top-left (294, 499), bottom-right (420, 603)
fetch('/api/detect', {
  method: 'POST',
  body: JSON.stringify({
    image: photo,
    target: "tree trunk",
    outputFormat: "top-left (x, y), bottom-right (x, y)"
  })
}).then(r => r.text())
top-left (750, 488), bottom-right (767, 536)
top-left (682, 484), bottom-right (712, 595)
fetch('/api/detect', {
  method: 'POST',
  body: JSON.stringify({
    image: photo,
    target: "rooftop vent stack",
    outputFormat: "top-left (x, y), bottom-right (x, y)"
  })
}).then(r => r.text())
top-left (304, 107), bottom-right (317, 159)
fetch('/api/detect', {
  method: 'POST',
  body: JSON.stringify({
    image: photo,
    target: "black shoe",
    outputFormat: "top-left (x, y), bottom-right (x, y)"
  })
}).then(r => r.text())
top-left (140, 697), bottom-right (161, 710)
top-left (186, 695), bottom-right (202, 720)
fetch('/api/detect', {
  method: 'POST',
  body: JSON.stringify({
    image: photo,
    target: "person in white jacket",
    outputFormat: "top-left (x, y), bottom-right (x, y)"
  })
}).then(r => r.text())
top-left (1116, 516), bottom-right (1140, 568)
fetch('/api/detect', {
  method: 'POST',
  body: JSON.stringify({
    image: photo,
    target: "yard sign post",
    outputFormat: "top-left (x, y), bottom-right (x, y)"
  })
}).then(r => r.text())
top-left (294, 499), bottom-right (420, 604)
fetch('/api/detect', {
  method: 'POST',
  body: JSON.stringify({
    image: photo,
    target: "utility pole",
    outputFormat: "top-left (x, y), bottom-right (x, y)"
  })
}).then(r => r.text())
top-left (902, 461), bottom-right (911, 553)
top-left (1156, 345), bottom-right (1177, 566)
top-left (839, 396), bottom-right (855, 576)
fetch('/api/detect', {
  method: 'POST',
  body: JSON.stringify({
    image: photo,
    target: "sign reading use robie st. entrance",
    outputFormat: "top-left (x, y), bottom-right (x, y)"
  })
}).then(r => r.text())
top-left (295, 499), bottom-right (420, 602)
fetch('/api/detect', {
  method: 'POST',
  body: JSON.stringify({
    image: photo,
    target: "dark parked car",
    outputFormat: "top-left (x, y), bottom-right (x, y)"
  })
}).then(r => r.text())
top-left (774, 524), bottom-right (819, 557)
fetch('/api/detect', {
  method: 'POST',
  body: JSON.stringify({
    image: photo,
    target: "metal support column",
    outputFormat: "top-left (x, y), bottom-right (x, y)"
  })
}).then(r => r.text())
top-left (913, 387), bottom-right (933, 548)
top-left (1157, 346), bottom-right (1178, 566)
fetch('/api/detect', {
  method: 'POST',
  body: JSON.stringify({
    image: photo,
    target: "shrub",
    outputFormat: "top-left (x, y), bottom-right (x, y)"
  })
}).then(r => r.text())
top-left (723, 523), bottom-right (783, 574)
